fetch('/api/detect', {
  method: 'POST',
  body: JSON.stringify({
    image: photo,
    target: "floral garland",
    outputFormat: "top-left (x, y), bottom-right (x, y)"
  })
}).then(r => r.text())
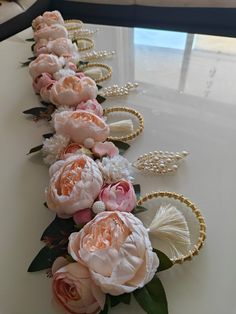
top-left (23, 10), bottom-right (205, 314)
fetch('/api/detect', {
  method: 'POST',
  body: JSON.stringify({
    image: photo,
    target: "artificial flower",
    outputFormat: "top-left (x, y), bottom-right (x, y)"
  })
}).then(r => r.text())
top-left (73, 208), bottom-right (94, 225)
top-left (46, 155), bottom-right (103, 217)
top-left (96, 155), bottom-right (133, 183)
top-left (42, 134), bottom-right (70, 165)
top-left (52, 262), bottom-right (105, 314)
top-left (33, 72), bottom-right (55, 93)
top-left (92, 141), bottom-right (119, 158)
top-left (40, 82), bottom-right (55, 103)
top-left (99, 179), bottom-right (136, 212)
top-left (29, 54), bottom-right (65, 79)
top-left (34, 24), bottom-right (68, 42)
top-left (76, 99), bottom-right (103, 117)
top-left (50, 76), bottom-right (98, 108)
top-left (68, 211), bottom-right (159, 295)
top-left (32, 10), bottom-right (64, 30)
top-left (34, 38), bottom-right (80, 64)
top-left (53, 110), bottom-right (109, 145)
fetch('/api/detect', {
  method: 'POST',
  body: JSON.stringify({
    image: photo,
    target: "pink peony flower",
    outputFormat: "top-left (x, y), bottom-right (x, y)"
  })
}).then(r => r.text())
top-left (33, 38), bottom-right (49, 55)
top-left (46, 155), bottom-right (103, 217)
top-left (50, 76), bottom-right (98, 108)
top-left (73, 208), bottom-right (93, 225)
top-left (29, 54), bottom-right (64, 79)
top-left (52, 262), bottom-right (105, 314)
top-left (92, 141), bottom-right (119, 158)
top-left (99, 179), bottom-right (136, 212)
top-left (33, 72), bottom-right (55, 93)
top-left (34, 24), bottom-right (68, 42)
top-left (68, 211), bottom-right (159, 295)
top-left (75, 72), bottom-right (85, 79)
top-left (32, 10), bottom-right (64, 30)
top-left (76, 99), bottom-right (103, 117)
top-left (53, 110), bottom-right (109, 145)
top-left (40, 82), bottom-right (55, 103)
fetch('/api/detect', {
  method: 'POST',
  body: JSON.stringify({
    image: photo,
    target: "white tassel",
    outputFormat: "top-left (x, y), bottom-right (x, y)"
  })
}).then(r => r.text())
top-left (83, 68), bottom-right (102, 80)
top-left (148, 204), bottom-right (191, 257)
top-left (109, 119), bottom-right (134, 133)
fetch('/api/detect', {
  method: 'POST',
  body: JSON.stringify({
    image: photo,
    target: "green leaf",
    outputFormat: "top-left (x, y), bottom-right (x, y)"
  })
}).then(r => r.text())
top-left (23, 107), bottom-right (48, 116)
top-left (109, 295), bottom-right (121, 307)
top-left (133, 275), bottom-right (168, 314)
top-left (97, 84), bottom-right (103, 90)
top-left (41, 216), bottom-right (76, 245)
top-left (31, 43), bottom-right (35, 52)
top-left (28, 246), bottom-right (57, 272)
top-left (78, 60), bottom-right (89, 67)
top-left (42, 133), bottom-right (54, 139)
top-left (133, 184), bottom-right (141, 200)
top-left (153, 249), bottom-right (173, 272)
top-left (26, 37), bottom-right (34, 42)
top-left (146, 276), bottom-right (168, 312)
top-left (100, 295), bottom-right (111, 314)
top-left (27, 144), bottom-right (43, 155)
top-left (28, 56), bottom-right (36, 61)
top-left (110, 140), bottom-right (130, 155)
top-left (21, 60), bottom-right (31, 67)
top-left (132, 205), bottom-right (148, 214)
top-left (96, 94), bottom-right (106, 104)
top-left (119, 293), bottom-right (131, 305)
top-left (43, 202), bottom-right (48, 208)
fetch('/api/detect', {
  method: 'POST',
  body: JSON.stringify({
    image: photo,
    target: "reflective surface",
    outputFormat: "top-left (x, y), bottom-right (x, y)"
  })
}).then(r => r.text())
top-left (1, 24), bottom-right (236, 314)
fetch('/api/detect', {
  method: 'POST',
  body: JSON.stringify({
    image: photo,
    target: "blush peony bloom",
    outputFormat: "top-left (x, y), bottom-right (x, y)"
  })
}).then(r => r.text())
top-left (46, 155), bottom-right (103, 217)
top-left (53, 110), bottom-right (109, 145)
top-left (29, 54), bottom-right (65, 79)
top-left (99, 179), bottom-right (136, 212)
top-left (34, 24), bottom-right (68, 42)
top-left (92, 141), bottom-right (119, 158)
top-left (52, 262), bottom-right (105, 314)
top-left (76, 99), bottom-right (103, 117)
top-left (32, 10), bottom-right (64, 30)
top-left (68, 211), bottom-right (159, 295)
top-left (50, 76), bottom-right (98, 108)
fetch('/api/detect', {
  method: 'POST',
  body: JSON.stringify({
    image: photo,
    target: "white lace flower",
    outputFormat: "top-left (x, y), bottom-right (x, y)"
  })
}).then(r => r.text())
top-left (53, 67), bottom-right (76, 81)
top-left (42, 134), bottom-right (70, 165)
top-left (96, 155), bottom-right (133, 183)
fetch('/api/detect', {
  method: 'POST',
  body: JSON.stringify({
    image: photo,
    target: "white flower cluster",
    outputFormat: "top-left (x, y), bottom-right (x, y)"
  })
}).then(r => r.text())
top-left (96, 155), bottom-right (133, 183)
top-left (42, 134), bottom-right (70, 165)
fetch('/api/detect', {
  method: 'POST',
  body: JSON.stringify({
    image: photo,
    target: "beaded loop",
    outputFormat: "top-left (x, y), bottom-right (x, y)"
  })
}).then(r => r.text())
top-left (64, 19), bottom-right (83, 30)
top-left (103, 107), bottom-right (144, 142)
top-left (80, 63), bottom-right (112, 83)
top-left (137, 191), bottom-right (206, 264)
top-left (75, 38), bottom-right (94, 52)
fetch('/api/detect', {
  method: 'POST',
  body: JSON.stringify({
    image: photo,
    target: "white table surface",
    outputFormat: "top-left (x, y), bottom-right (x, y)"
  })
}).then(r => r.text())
top-left (0, 24), bottom-right (236, 314)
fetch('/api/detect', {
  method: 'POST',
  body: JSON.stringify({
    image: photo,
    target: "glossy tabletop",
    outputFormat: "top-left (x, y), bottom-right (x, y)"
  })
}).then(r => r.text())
top-left (0, 24), bottom-right (236, 314)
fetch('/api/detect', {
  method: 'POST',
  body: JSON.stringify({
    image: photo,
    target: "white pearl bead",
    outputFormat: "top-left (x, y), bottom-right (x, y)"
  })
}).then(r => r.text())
top-left (83, 138), bottom-right (95, 149)
top-left (92, 201), bottom-right (106, 214)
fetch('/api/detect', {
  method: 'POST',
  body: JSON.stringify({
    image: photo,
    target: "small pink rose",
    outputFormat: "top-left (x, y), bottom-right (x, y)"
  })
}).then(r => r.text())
top-left (99, 179), bottom-right (136, 212)
top-left (33, 73), bottom-right (55, 93)
top-left (92, 141), bottom-right (119, 158)
top-left (73, 208), bottom-right (93, 225)
top-left (76, 99), bottom-right (103, 117)
top-left (75, 72), bottom-right (85, 79)
top-left (40, 82), bottom-right (55, 103)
